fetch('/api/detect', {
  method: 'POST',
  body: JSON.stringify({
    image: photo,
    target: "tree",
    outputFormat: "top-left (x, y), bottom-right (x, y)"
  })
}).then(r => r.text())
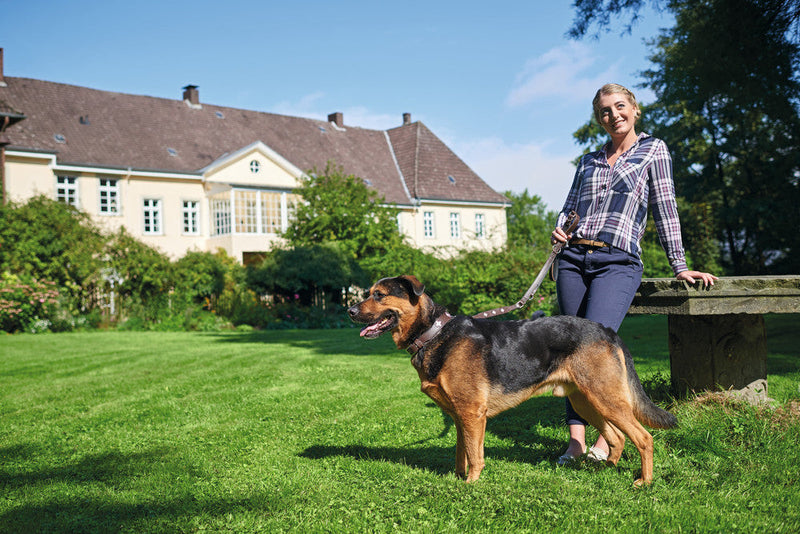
top-left (503, 189), bottom-right (558, 249)
top-left (570, 0), bottom-right (800, 274)
top-left (568, 0), bottom-right (800, 43)
top-left (173, 251), bottom-right (229, 310)
top-left (641, 0), bottom-right (800, 273)
top-left (283, 162), bottom-right (404, 261)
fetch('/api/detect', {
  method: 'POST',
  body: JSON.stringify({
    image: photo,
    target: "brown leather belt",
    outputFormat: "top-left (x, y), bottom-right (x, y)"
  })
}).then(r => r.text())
top-left (572, 238), bottom-right (610, 248)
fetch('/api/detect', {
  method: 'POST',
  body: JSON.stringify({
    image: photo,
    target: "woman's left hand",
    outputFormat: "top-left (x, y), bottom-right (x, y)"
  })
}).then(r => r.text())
top-left (676, 270), bottom-right (718, 287)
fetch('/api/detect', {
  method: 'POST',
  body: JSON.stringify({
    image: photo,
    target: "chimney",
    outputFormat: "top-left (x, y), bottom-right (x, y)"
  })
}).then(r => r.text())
top-left (402, 112), bottom-right (411, 125)
top-left (0, 48), bottom-right (6, 87)
top-left (328, 112), bottom-right (343, 128)
top-left (182, 85), bottom-right (201, 108)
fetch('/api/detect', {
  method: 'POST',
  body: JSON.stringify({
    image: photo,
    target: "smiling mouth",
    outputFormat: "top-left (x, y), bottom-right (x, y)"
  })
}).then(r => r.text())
top-left (359, 312), bottom-right (398, 339)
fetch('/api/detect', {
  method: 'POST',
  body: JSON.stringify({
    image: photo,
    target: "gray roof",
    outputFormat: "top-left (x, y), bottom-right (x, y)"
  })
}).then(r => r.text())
top-left (1, 77), bottom-right (508, 206)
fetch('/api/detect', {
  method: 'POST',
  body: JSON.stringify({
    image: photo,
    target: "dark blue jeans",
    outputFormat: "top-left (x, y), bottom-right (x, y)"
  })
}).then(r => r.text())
top-left (556, 244), bottom-right (643, 425)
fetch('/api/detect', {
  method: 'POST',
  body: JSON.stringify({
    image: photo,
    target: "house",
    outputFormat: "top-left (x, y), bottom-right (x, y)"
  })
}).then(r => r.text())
top-left (0, 50), bottom-right (509, 264)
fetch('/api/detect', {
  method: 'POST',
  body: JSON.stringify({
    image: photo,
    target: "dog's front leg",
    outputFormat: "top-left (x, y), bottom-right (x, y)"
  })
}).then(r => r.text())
top-left (455, 422), bottom-right (468, 479)
top-left (459, 410), bottom-right (487, 482)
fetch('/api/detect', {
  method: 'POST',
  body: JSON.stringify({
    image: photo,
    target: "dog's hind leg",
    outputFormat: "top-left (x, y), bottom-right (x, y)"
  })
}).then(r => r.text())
top-left (566, 391), bottom-right (626, 465)
top-left (575, 390), bottom-right (655, 485)
top-left (604, 413), bottom-right (654, 486)
top-left (603, 421), bottom-right (626, 465)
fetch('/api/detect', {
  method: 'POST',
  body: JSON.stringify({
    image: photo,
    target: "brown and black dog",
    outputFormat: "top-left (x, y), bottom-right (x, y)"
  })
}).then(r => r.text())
top-left (348, 275), bottom-right (677, 485)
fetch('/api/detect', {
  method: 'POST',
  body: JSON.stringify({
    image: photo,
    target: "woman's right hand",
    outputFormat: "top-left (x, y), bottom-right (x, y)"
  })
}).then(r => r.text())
top-left (551, 227), bottom-right (570, 245)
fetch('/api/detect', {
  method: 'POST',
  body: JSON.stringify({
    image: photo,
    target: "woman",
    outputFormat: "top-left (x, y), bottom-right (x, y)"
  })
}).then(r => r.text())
top-left (551, 83), bottom-right (717, 464)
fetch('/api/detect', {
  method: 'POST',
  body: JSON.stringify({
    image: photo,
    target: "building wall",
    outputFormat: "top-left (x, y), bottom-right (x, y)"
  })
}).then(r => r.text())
top-left (5, 151), bottom-right (508, 262)
top-left (204, 146), bottom-right (301, 189)
top-left (6, 154), bottom-right (54, 201)
top-left (398, 201), bottom-right (507, 255)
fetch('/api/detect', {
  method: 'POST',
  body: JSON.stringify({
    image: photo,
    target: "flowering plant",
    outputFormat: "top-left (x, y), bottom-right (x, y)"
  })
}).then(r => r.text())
top-left (0, 273), bottom-right (61, 333)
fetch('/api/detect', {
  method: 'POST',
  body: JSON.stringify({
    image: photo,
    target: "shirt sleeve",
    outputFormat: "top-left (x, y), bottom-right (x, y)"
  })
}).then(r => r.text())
top-left (647, 140), bottom-right (688, 275)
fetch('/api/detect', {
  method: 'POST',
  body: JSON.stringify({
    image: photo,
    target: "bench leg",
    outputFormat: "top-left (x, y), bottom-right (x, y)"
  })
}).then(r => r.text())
top-left (667, 314), bottom-right (768, 401)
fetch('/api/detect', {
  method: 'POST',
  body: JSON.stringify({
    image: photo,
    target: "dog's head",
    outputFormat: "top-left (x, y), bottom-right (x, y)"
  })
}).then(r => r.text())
top-left (348, 275), bottom-right (428, 345)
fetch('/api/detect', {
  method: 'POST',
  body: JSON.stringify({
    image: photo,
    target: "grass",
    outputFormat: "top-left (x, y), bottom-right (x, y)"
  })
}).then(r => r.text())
top-left (1, 315), bottom-right (799, 533)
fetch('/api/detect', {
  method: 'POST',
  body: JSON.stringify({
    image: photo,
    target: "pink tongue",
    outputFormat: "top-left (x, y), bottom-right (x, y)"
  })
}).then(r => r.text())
top-left (360, 318), bottom-right (388, 337)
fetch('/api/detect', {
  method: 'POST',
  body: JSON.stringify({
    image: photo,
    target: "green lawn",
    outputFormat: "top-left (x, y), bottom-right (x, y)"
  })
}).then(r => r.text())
top-left (1, 315), bottom-right (799, 533)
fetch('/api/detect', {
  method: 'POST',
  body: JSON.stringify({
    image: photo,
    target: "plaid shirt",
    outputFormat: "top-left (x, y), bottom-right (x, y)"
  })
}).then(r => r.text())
top-left (556, 133), bottom-right (688, 275)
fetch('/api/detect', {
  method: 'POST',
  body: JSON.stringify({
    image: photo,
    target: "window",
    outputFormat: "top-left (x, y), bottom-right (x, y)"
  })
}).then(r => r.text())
top-left (211, 195), bottom-right (231, 236)
top-left (250, 160), bottom-right (260, 173)
top-left (182, 200), bottom-right (200, 235)
top-left (235, 191), bottom-right (258, 233)
top-left (211, 189), bottom-right (298, 236)
top-left (423, 211), bottom-right (435, 238)
top-left (143, 199), bottom-right (162, 235)
top-left (260, 192), bottom-right (282, 234)
top-left (56, 176), bottom-right (79, 207)
top-left (99, 178), bottom-right (119, 214)
top-left (450, 212), bottom-right (461, 239)
top-left (475, 213), bottom-right (486, 239)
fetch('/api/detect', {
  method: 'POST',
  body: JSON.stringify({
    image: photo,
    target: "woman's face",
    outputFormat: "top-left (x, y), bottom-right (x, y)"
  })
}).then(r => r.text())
top-left (596, 92), bottom-right (638, 138)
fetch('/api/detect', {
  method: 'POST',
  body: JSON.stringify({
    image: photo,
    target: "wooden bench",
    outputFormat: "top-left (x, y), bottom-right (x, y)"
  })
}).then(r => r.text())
top-left (627, 275), bottom-right (800, 403)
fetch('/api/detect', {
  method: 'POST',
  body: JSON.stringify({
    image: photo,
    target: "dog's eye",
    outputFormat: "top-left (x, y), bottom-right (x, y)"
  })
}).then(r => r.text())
top-left (372, 291), bottom-right (384, 300)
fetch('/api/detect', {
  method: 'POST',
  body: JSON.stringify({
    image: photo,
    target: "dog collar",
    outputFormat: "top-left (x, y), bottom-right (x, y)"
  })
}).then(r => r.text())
top-left (406, 312), bottom-right (454, 356)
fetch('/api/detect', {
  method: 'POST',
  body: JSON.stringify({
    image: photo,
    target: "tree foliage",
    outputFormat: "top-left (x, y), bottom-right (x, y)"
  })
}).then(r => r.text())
top-left (571, 0), bottom-right (800, 274)
top-left (568, 0), bottom-right (800, 43)
top-left (642, 0), bottom-right (800, 273)
top-left (504, 189), bottom-right (558, 249)
top-left (283, 162), bottom-right (404, 260)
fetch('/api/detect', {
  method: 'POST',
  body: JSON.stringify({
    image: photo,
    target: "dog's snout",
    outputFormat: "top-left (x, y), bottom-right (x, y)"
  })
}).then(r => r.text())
top-left (347, 305), bottom-right (359, 318)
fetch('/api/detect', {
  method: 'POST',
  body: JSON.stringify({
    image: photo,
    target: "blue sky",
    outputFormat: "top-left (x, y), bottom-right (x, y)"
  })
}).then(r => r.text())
top-left (2, 0), bottom-right (672, 210)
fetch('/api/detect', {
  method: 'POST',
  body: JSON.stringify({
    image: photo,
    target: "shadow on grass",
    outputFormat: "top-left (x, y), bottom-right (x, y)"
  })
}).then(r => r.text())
top-left (0, 445), bottom-right (277, 533)
top-left (301, 396), bottom-right (568, 478)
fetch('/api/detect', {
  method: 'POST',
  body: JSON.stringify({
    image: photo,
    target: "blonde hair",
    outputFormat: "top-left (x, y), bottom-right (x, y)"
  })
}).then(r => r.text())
top-left (592, 83), bottom-right (641, 123)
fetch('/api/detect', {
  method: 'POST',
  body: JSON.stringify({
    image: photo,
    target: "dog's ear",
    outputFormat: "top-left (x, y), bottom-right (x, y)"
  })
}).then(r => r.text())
top-left (398, 275), bottom-right (425, 298)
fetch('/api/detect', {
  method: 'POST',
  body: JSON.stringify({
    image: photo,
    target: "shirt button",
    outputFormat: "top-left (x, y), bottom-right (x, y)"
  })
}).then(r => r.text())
top-left (588, 250), bottom-right (593, 254)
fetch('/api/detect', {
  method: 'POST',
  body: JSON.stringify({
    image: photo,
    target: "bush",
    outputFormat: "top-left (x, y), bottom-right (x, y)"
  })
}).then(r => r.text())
top-left (173, 251), bottom-right (229, 310)
top-left (0, 273), bottom-right (61, 333)
top-left (246, 243), bottom-right (368, 307)
top-left (0, 196), bottom-right (105, 312)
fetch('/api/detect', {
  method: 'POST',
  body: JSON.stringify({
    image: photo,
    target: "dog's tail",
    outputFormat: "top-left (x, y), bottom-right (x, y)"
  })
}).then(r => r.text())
top-left (623, 346), bottom-right (678, 429)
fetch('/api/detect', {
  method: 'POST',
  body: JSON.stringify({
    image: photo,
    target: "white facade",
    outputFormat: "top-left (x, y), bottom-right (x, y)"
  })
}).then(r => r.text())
top-left (6, 143), bottom-right (508, 262)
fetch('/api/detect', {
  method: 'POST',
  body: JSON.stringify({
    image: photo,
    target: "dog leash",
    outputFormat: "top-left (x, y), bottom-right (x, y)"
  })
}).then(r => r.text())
top-left (472, 211), bottom-right (580, 320)
top-left (407, 211), bottom-right (579, 355)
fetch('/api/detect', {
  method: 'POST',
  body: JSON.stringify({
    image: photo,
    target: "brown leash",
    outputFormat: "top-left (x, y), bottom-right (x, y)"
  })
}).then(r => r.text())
top-left (407, 211), bottom-right (579, 355)
top-left (472, 211), bottom-right (580, 320)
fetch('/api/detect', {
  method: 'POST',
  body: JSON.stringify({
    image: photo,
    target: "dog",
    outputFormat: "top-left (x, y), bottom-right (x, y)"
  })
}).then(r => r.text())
top-left (348, 275), bottom-right (677, 485)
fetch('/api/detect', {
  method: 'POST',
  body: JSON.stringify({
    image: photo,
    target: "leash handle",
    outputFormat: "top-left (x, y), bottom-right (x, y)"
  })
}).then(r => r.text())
top-left (563, 210), bottom-right (580, 235)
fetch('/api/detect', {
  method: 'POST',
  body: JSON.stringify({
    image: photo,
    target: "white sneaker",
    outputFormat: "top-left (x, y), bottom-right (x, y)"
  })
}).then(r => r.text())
top-left (586, 446), bottom-right (608, 462)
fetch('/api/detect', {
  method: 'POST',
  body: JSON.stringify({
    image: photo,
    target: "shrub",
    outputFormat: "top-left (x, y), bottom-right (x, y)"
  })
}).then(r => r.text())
top-left (173, 251), bottom-right (229, 310)
top-left (246, 243), bottom-right (368, 307)
top-left (0, 273), bottom-right (61, 333)
top-left (0, 196), bottom-right (105, 312)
